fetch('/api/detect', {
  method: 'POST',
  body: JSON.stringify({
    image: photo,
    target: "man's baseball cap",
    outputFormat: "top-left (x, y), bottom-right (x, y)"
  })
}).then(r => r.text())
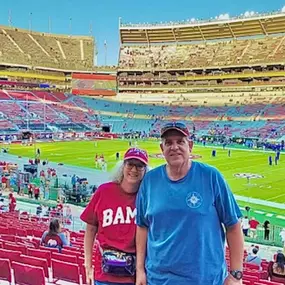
top-left (124, 148), bottom-right (149, 165)
top-left (161, 122), bottom-right (190, 137)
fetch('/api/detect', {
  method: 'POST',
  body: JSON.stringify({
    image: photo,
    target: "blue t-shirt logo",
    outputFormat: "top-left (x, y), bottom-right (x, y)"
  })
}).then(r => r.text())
top-left (186, 192), bottom-right (203, 208)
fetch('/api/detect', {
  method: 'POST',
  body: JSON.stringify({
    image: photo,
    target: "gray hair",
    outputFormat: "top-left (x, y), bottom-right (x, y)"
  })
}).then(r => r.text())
top-left (111, 160), bottom-right (150, 184)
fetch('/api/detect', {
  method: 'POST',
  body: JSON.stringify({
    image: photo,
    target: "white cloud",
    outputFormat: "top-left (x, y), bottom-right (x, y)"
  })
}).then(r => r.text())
top-left (217, 13), bottom-right (230, 20)
top-left (282, 6), bottom-right (285, 12)
top-left (243, 11), bottom-right (256, 17)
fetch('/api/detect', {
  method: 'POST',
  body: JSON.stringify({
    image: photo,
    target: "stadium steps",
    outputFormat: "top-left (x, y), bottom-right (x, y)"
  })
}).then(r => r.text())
top-left (80, 40), bottom-right (84, 60)
top-left (57, 40), bottom-right (66, 59)
top-left (2, 29), bottom-right (24, 54)
top-left (28, 34), bottom-right (51, 58)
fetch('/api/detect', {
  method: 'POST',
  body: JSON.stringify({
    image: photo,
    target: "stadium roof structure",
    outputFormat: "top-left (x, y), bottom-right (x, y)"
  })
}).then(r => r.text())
top-left (119, 12), bottom-right (285, 44)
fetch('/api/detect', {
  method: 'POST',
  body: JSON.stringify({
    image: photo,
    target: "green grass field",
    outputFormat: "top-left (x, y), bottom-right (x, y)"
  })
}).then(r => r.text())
top-left (7, 139), bottom-right (285, 203)
top-left (5, 139), bottom-right (285, 227)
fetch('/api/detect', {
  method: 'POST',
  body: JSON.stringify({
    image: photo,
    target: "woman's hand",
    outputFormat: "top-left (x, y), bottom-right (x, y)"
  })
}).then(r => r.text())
top-left (85, 265), bottom-right (94, 285)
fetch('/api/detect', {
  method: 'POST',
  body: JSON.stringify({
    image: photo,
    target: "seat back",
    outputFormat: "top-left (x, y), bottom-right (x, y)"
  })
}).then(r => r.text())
top-left (0, 234), bottom-right (16, 242)
top-left (3, 242), bottom-right (27, 255)
top-left (51, 252), bottom-right (77, 263)
top-left (27, 248), bottom-right (51, 267)
top-left (20, 254), bottom-right (49, 278)
top-left (0, 248), bottom-right (21, 263)
top-left (245, 262), bottom-right (260, 270)
top-left (52, 259), bottom-right (80, 283)
top-left (39, 246), bottom-right (59, 253)
top-left (0, 258), bottom-right (12, 283)
top-left (13, 261), bottom-right (46, 285)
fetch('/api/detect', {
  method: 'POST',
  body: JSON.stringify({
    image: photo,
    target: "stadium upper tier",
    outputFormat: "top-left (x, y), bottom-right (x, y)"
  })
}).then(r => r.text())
top-left (119, 12), bottom-right (285, 43)
top-left (0, 26), bottom-right (94, 71)
top-left (119, 35), bottom-right (285, 70)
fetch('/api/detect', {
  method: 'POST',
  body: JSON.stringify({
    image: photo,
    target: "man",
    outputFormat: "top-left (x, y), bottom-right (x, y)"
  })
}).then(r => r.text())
top-left (249, 217), bottom-right (259, 239)
top-left (136, 122), bottom-right (244, 285)
top-left (245, 246), bottom-right (261, 269)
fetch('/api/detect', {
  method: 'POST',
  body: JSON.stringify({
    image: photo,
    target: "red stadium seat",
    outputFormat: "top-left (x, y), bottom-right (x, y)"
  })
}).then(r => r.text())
top-left (243, 274), bottom-right (259, 285)
top-left (245, 262), bottom-right (260, 271)
top-left (3, 242), bottom-right (27, 255)
top-left (256, 280), bottom-right (284, 285)
top-left (13, 261), bottom-right (46, 285)
top-left (39, 246), bottom-right (59, 253)
top-left (27, 248), bottom-right (52, 267)
top-left (0, 248), bottom-right (21, 263)
top-left (61, 248), bottom-right (82, 258)
top-left (0, 227), bottom-right (9, 235)
top-left (0, 234), bottom-right (16, 242)
top-left (51, 252), bottom-right (78, 263)
top-left (20, 254), bottom-right (49, 278)
top-left (52, 259), bottom-right (80, 284)
top-left (0, 258), bottom-right (12, 284)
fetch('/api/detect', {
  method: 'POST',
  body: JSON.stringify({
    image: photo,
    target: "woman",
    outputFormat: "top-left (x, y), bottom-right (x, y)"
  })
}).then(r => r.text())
top-left (81, 147), bottom-right (149, 285)
top-left (268, 253), bottom-right (285, 284)
top-left (263, 220), bottom-right (270, 240)
top-left (41, 218), bottom-right (70, 249)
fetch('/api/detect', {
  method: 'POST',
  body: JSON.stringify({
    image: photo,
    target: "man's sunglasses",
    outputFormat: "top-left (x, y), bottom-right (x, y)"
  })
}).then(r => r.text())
top-left (161, 122), bottom-right (189, 134)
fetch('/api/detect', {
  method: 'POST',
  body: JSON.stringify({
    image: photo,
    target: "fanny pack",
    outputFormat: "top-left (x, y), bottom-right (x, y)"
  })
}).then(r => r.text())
top-left (101, 249), bottom-right (136, 276)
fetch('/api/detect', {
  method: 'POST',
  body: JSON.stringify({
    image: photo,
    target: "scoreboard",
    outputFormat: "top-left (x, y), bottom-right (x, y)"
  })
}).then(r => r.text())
top-left (72, 73), bottom-right (117, 96)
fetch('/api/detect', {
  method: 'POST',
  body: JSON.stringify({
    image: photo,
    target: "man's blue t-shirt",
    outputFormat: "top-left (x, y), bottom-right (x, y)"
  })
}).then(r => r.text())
top-left (136, 161), bottom-right (242, 285)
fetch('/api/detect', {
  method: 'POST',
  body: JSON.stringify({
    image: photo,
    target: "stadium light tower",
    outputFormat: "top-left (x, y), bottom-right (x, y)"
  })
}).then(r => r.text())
top-left (8, 10), bottom-right (12, 27)
top-left (104, 40), bottom-right (107, 66)
top-left (29, 12), bottom-right (33, 32)
top-left (69, 17), bottom-right (72, 35)
top-left (48, 16), bottom-right (52, 33)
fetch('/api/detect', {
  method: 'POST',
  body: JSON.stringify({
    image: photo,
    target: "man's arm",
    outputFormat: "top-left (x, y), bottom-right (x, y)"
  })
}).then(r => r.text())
top-left (226, 221), bottom-right (244, 271)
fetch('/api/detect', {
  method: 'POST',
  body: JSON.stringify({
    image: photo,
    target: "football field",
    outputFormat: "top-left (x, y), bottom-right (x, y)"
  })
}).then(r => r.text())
top-left (7, 139), bottom-right (285, 204)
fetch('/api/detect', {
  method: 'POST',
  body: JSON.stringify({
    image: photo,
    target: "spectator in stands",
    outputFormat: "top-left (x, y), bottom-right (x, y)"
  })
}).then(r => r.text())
top-left (241, 216), bottom-right (250, 237)
top-left (1, 175), bottom-right (7, 190)
top-left (249, 217), bottom-right (260, 239)
top-left (245, 246), bottom-right (261, 269)
top-left (136, 122), bottom-right (244, 285)
top-left (8, 193), bottom-right (16, 212)
top-left (263, 220), bottom-right (270, 240)
top-left (268, 253), bottom-right (285, 284)
top-left (41, 218), bottom-right (70, 249)
top-left (80, 147), bottom-right (149, 285)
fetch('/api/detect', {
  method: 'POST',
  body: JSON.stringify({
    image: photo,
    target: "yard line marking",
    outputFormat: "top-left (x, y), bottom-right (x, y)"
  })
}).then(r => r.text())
top-left (266, 193), bottom-right (285, 201)
top-left (266, 213), bottom-right (274, 217)
top-left (254, 210), bottom-right (265, 214)
top-left (276, 215), bottom-right (285, 220)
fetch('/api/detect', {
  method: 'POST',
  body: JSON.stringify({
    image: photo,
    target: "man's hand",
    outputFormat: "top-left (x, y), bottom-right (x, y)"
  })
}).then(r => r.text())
top-left (224, 274), bottom-right (242, 285)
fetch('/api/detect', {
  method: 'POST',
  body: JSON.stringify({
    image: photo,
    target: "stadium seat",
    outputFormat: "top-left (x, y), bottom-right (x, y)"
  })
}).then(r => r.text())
top-left (0, 258), bottom-right (12, 284)
top-left (13, 261), bottom-right (46, 285)
top-left (39, 246), bottom-right (59, 253)
top-left (27, 248), bottom-right (52, 268)
top-left (51, 252), bottom-right (78, 263)
top-left (256, 280), bottom-right (284, 285)
top-left (0, 234), bottom-right (16, 242)
top-left (20, 254), bottom-right (49, 278)
top-left (3, 242), bottom-right (27, 255)
top-left (52, 259), bottom-right (80, 284)
top-left (0, 248), bottom-right (22, 263)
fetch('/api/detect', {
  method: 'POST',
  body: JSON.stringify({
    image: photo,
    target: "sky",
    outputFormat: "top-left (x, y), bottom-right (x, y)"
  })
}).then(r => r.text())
top-left (0, 0), bottom-right (285, 66)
